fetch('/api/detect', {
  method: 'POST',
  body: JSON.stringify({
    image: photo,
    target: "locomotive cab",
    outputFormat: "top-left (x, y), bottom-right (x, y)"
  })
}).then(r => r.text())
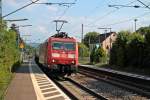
top-left (39, 32), bottom-right (78, 76)
top-left (49, 39), bottom-right (78, 76)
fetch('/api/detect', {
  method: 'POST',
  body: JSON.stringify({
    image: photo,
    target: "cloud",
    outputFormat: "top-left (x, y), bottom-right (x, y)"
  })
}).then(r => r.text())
top-left (4, 0), bottom-right (18, 7)
top-left (38, 25), bottom-right (49, 34)
top-left (4, 0), bottom-right (28, 7)
top-left (47, 6), bottom-right (58, 12)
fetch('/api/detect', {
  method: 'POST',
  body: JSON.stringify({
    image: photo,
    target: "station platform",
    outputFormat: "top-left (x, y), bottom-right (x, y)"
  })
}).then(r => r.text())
top-left (80, 64), bottom-right (150, 81)
top-left (5, 60), bottom-right (70, 100)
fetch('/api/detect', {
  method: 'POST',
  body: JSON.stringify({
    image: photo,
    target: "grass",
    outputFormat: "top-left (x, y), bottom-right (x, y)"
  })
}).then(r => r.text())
top-left (79, 57), bottom-right (90, 65)
top-left (0, 71), bottom-right (12, 100)
top-left (0, 61), bottom-right (20, 100)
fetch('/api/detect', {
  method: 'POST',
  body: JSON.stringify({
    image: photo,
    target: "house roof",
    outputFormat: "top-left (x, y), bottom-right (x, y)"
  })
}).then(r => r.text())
top-left (96, 32), bottom-right (116, 43)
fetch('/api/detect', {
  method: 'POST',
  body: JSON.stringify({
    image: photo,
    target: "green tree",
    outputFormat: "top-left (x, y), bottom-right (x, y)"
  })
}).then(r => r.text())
top-left (90, 46), bottom-right (106, 63)
top-left (95, 47), bottom-right (106, 63)
top-left (90, 47), bottom-right (96, 63)
top-left (110, 31), bottom-right (130, 67)
top-left (136, 26), bottom-right (150, 36)
top-left (136, 26), bottom-right (150, 67)
top-left (83, 32), bottom-right (99, 47)
top-left (140, 26), bottom-right (150, 67)
top-left (109, 43), bottom-right (117, 65)
top-left (126, 33), bottom-right (144, 67)
top-left (0, 22), bottom-right (20, 99)
top-left (78, 43), bottom-right (89, 57)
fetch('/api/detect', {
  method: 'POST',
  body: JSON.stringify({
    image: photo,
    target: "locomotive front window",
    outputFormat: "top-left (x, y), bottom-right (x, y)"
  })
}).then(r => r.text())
top-left (64, 43), bottom-right (75, 50)
top-left (52, 42), bottom-right (63, 50)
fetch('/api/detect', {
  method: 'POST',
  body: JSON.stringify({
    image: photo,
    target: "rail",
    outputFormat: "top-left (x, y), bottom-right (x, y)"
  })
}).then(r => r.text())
top-left (79, 65), bottom-right (150, 98)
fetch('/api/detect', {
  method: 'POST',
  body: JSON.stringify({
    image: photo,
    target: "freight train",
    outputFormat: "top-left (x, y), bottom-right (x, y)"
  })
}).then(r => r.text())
top-left (35, 32), bottom-right (78, 76)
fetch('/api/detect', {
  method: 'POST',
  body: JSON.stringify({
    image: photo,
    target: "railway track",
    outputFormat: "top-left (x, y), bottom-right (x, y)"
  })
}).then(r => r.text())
top-left (53, 77), bottom-right (107, 100)
top-left (37, 62), bottom-right (149, 99)
top-left (42, 70), bottom-right (108, 99)
top-left (78, 65), bottom-right (150, 99)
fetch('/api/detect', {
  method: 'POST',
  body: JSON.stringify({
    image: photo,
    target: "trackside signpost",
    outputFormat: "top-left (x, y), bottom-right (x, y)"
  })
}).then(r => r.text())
top-left (19, 42), bottom-right (24, 62)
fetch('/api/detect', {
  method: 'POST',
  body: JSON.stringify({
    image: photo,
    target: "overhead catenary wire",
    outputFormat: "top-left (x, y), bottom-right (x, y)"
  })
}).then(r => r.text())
top-left (85, 0), bottom-right (107, 17)
top-left (72, 0), bottom-right (137, 39)
top-left (137, 0), bottom-right (150, 10)
top-left (2, 0), bottom-right (39, 18)
top-left (56, 0), bottom-right (78, 20)
top-left (86, 0), bottom-right (137, 27)
top-left (99, 11), bottom-right (150, 28)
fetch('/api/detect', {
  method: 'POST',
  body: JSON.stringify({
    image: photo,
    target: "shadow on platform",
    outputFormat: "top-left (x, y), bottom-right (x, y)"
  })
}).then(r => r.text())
top-left (11, 61), bottom-right (43, 74)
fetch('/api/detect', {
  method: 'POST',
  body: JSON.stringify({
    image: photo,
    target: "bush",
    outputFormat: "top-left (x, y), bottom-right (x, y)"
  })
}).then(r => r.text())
top-left (78, 43), bottom-right (89, 57)
top-left (110, 29), bottom-right (149, 69)
top-left (110, 31), bottom-right (130, 67)
top-left (126, 33), bottom-right (144, 67)
top-left (0, 22), bottom-right (20, 99)
top-left (90, 46), bottom-right (106, 63)
top-left (109, 43), bottom-right (117, 65)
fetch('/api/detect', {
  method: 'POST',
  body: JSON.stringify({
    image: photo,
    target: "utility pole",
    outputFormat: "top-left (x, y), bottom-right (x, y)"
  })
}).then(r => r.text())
top-left (81, 24), bottom-right (83, 43)
top-left (134, 19), bottom-right (138, 32)
top-left (53, 20), bottom-right (68, 34)
top-left (0, 0), bottom-right (2, 30)
top-left (81, 24), bottom-right (84, 59)
top-left (89, 36), bottom-right (91, 62)
top-left (0, 0), bottom-right (1, 19)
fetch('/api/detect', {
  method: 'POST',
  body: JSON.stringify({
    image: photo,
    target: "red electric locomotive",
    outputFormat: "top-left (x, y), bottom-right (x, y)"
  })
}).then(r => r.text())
top-left (38, 32), bottom-right (78, 76)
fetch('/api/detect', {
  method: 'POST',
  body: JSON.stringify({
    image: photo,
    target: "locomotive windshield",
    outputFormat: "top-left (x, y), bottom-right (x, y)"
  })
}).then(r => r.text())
top-left (52, 42), bottom-right (75, 50)
top-left (52, 42), bottom-right (63, 50)
top-left (64, 43), bottom-right (75, 50)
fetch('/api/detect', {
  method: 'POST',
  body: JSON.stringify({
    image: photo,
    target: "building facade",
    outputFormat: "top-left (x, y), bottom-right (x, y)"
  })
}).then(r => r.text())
top-left (98, 32), bottom-right (117, 54)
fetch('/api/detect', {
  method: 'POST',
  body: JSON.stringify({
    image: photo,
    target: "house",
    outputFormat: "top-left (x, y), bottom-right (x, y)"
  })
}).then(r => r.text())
top-left (97, 32), bottom-right (117, 53)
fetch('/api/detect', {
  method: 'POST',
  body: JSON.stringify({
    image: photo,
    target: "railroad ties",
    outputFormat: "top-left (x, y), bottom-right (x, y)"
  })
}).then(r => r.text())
top-left (29, 61), bottom-right (70, 100)
top-left (28, 61), bottom-right (150, 100)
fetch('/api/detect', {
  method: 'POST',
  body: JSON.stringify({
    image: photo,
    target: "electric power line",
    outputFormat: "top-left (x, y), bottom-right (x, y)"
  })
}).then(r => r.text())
top-left (86, 0), bottom-right (137, 27)
top-left (57, 0), bottom-right (78, 20)
top-left (2, 0), bottom-right (39, 18)
top-left (99, 11), bottom-right (150, 27)
top-left (137, 0), bottom-right (150, 10)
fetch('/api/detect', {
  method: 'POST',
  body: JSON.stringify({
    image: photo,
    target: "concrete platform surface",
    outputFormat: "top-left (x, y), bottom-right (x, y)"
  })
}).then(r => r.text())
top-left (5, 60), bottom-right (70, 100)
top-left (5, 63), bottom-right (37, 100)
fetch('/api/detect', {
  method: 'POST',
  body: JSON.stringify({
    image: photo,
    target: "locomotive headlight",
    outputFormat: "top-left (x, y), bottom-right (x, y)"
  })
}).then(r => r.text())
top-left (52, 59), bottom-right (55, 62)
top-left (71, 60), bottom-right (75, 64)
top-left (68, 54), bottom-right (75, 58)
top-left (52, 53), bottom-right (60, 57)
